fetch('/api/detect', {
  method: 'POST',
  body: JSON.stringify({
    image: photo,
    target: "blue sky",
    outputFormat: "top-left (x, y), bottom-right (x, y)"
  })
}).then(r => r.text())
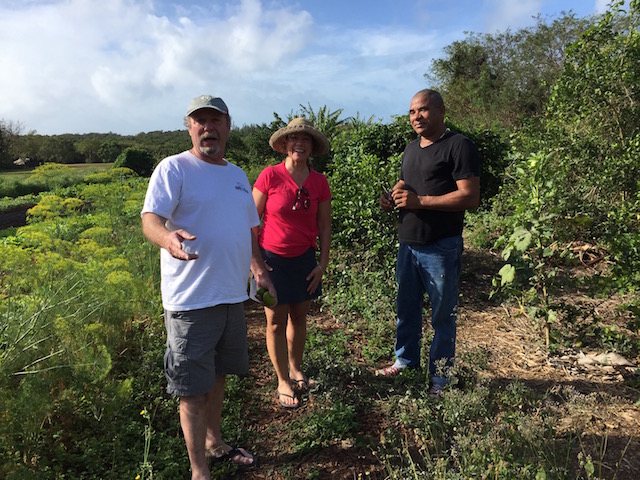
top-left (0, 0), bottom-right (614, 135)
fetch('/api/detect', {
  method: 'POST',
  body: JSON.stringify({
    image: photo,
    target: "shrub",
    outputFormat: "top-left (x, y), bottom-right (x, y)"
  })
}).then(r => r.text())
top-left (113, 148), bottom-right (155, 177)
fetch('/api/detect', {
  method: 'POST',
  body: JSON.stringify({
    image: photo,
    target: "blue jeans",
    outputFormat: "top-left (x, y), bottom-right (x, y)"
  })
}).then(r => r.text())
top-left (394, 236), bottom-right (463, 386)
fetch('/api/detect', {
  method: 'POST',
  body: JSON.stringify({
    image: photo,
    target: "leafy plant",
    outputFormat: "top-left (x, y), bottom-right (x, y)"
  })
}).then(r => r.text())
top-left (113, 147), bottom-right (156, 177)
top-left (488, 1), bottom-right (640, 346)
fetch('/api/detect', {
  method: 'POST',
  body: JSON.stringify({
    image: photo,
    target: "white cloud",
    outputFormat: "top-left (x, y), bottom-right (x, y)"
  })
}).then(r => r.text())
top-left (0, 0), bottom-right (488, 134)
top-left (0, 0), bottom-right (318, 133)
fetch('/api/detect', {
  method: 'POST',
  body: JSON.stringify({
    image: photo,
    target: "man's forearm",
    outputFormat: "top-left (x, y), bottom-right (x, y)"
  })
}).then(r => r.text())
top-left (142, 212), bottom-right (169, 249)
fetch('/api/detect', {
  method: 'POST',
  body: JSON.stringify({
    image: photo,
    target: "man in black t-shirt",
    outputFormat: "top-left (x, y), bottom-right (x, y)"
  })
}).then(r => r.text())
top-left (376, 89), bottom-right (480, 396)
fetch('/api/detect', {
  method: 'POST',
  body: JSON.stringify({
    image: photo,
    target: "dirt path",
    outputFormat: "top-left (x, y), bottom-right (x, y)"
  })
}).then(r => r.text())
top-left (456, 251), bottom-right (640, 478)
top-left (233, 247), bottom-right (640, 479)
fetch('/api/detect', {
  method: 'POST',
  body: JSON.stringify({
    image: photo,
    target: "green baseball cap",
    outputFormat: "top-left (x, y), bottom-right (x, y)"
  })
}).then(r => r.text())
top-left (186, 95), bottom-right (229, 116)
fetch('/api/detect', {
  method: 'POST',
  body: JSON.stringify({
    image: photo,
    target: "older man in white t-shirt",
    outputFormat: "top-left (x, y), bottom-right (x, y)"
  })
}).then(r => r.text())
top-left (141, 95), bottom-right (275, 479)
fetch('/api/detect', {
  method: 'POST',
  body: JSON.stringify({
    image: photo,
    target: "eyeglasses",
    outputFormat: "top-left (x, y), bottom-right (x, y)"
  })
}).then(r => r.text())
top-left (292, 187), bottom-right (310, 211)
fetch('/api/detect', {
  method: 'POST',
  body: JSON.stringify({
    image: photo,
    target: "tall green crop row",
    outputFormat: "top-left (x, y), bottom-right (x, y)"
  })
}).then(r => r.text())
top-left (0, 168), bottom-right (185, 479)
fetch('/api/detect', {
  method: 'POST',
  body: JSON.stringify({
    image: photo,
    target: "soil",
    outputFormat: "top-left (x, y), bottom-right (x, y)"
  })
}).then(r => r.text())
top-left (235, 247), bottom-right (640, 480)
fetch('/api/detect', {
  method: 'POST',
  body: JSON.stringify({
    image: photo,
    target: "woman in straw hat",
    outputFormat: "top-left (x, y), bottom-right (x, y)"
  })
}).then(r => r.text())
top-left (252, 118), bottom-right (331, 409)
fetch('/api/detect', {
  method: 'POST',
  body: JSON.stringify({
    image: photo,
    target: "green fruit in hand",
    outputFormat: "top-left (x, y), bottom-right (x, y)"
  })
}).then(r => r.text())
top-left (262, 291), bottom-right (275, 307)
top-left (255, 286), bottom-right (274, 306)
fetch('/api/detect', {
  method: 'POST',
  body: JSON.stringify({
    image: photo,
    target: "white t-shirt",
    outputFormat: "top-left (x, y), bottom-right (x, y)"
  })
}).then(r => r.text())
top-left (141, 151), bottom-right (260, 311)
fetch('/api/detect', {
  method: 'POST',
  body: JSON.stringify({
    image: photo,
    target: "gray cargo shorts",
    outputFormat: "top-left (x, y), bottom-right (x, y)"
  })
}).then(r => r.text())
top-left (163, 303), bottom-right (249, 397)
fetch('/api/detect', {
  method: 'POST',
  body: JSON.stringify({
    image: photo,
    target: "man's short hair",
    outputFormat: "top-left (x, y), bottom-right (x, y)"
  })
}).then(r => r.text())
top-left (414, 89), bottom-right (444, 108)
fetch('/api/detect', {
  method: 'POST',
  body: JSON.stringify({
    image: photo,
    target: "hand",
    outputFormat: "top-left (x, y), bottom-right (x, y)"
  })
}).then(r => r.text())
top-left (306, 265), bottom-right (324, 294)
top-left (380, 191), bottom-right (394, 212)
top-left (166, 229), bottom-right (198, 260)
top-left (391, 180), bottom-right (420, 209)
top-left (256, 286), bottom-right (276, 307)
top-left (254, 266), bottom-right (277, 307)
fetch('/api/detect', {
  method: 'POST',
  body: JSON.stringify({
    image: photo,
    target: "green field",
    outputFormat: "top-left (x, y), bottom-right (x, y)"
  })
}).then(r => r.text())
top-left (0, 163), bottom-right (113, 180)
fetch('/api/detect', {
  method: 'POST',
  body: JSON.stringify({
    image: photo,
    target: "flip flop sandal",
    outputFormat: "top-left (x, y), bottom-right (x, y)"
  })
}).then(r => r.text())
top-left (277, 390), bottom-right (300, 409)
top-left (292, 375), bottom-right (314, 392)
top-left (209, 445), bottom-right (258, 468)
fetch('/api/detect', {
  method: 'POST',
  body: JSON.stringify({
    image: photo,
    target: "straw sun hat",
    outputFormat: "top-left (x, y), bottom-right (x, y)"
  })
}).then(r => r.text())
top-left (269, 118), bottom-right (330, 156)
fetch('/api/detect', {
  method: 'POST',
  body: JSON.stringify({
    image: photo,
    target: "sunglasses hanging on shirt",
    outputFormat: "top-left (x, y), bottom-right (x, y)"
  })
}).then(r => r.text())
top-left (292, 187), bottom-right (310, 211)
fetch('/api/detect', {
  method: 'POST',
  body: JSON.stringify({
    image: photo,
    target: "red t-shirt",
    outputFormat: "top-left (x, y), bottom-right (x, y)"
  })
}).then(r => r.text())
top-left (254, 162), bottom-right (331, 257)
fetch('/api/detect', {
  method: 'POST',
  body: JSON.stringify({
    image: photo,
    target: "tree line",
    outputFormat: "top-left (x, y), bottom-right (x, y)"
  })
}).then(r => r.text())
top-left (0, 9), bottom-right (595, 172)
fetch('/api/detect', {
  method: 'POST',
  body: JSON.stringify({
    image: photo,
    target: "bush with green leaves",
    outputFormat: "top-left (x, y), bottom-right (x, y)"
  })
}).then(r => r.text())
top-left (325, 143), bottom-right (399, 324)
top-left (113, 147), bottom-right (156, 177)
top-left (489, 0), bottom-right (640, 338)
top-left (97, 139), bottom-right (124, 164)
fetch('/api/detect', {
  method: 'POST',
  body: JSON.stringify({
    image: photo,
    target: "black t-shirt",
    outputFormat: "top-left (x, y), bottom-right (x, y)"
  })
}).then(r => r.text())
top-left (397, 131), bottom-right (480, 245)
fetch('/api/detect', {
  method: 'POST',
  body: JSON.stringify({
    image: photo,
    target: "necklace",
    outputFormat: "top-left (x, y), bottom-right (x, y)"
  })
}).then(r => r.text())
top-left (438, 128), bottom-right (450, 140)
top-left (421, 128), bottom-right (450, 148)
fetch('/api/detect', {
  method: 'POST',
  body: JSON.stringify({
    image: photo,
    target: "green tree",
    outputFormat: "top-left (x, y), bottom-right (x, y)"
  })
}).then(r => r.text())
top-left (547, 3), bottom-right (640, 149)
top-left (97, 140), bottom-right (124, 164)
top-left (428, 12), bottom-right (595, 130)
top-left (0, 122), bottom-right (10, 169)
top-left (491, 0), bottom-right (640, 331)
top-left (225, 129), bottom-right (250, 165)
top-left (76, 138), bottom-right (101, 163)
top-left (9, 132), bottom-right (43, 167)
top-left (241, 123), bottom-right (278, 164)
top-left (113, 147), bottom-right (156, 177)
top-left (0, 120), bottom-right (24, 169)
top-left (37, 137), bottom-right (79, 164)
top-left (132, 130), bottom-right (190, 160)
top-left (542, 0), bottom-right (640, 287)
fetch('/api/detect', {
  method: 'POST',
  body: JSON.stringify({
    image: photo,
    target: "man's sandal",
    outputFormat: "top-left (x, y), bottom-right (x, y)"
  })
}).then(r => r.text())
top-left (207, 444), bottom-right (258, 468)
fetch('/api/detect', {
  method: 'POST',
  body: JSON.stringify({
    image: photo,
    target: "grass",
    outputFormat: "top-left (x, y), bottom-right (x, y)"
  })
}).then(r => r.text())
top-left (207, 300), bottom-right (638, 479)
top-left (0, 163), bottom-right (113, 178)
top-left (0, 172), bottom-right (638, 479)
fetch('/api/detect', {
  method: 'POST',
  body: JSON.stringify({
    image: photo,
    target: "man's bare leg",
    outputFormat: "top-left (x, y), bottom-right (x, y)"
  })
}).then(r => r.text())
top-left (180, 386), bottom-right (216, 480)
top-left (203, 376), bottom-right (255, 465)
top-left (204, 375), bottom-right (226, 450)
